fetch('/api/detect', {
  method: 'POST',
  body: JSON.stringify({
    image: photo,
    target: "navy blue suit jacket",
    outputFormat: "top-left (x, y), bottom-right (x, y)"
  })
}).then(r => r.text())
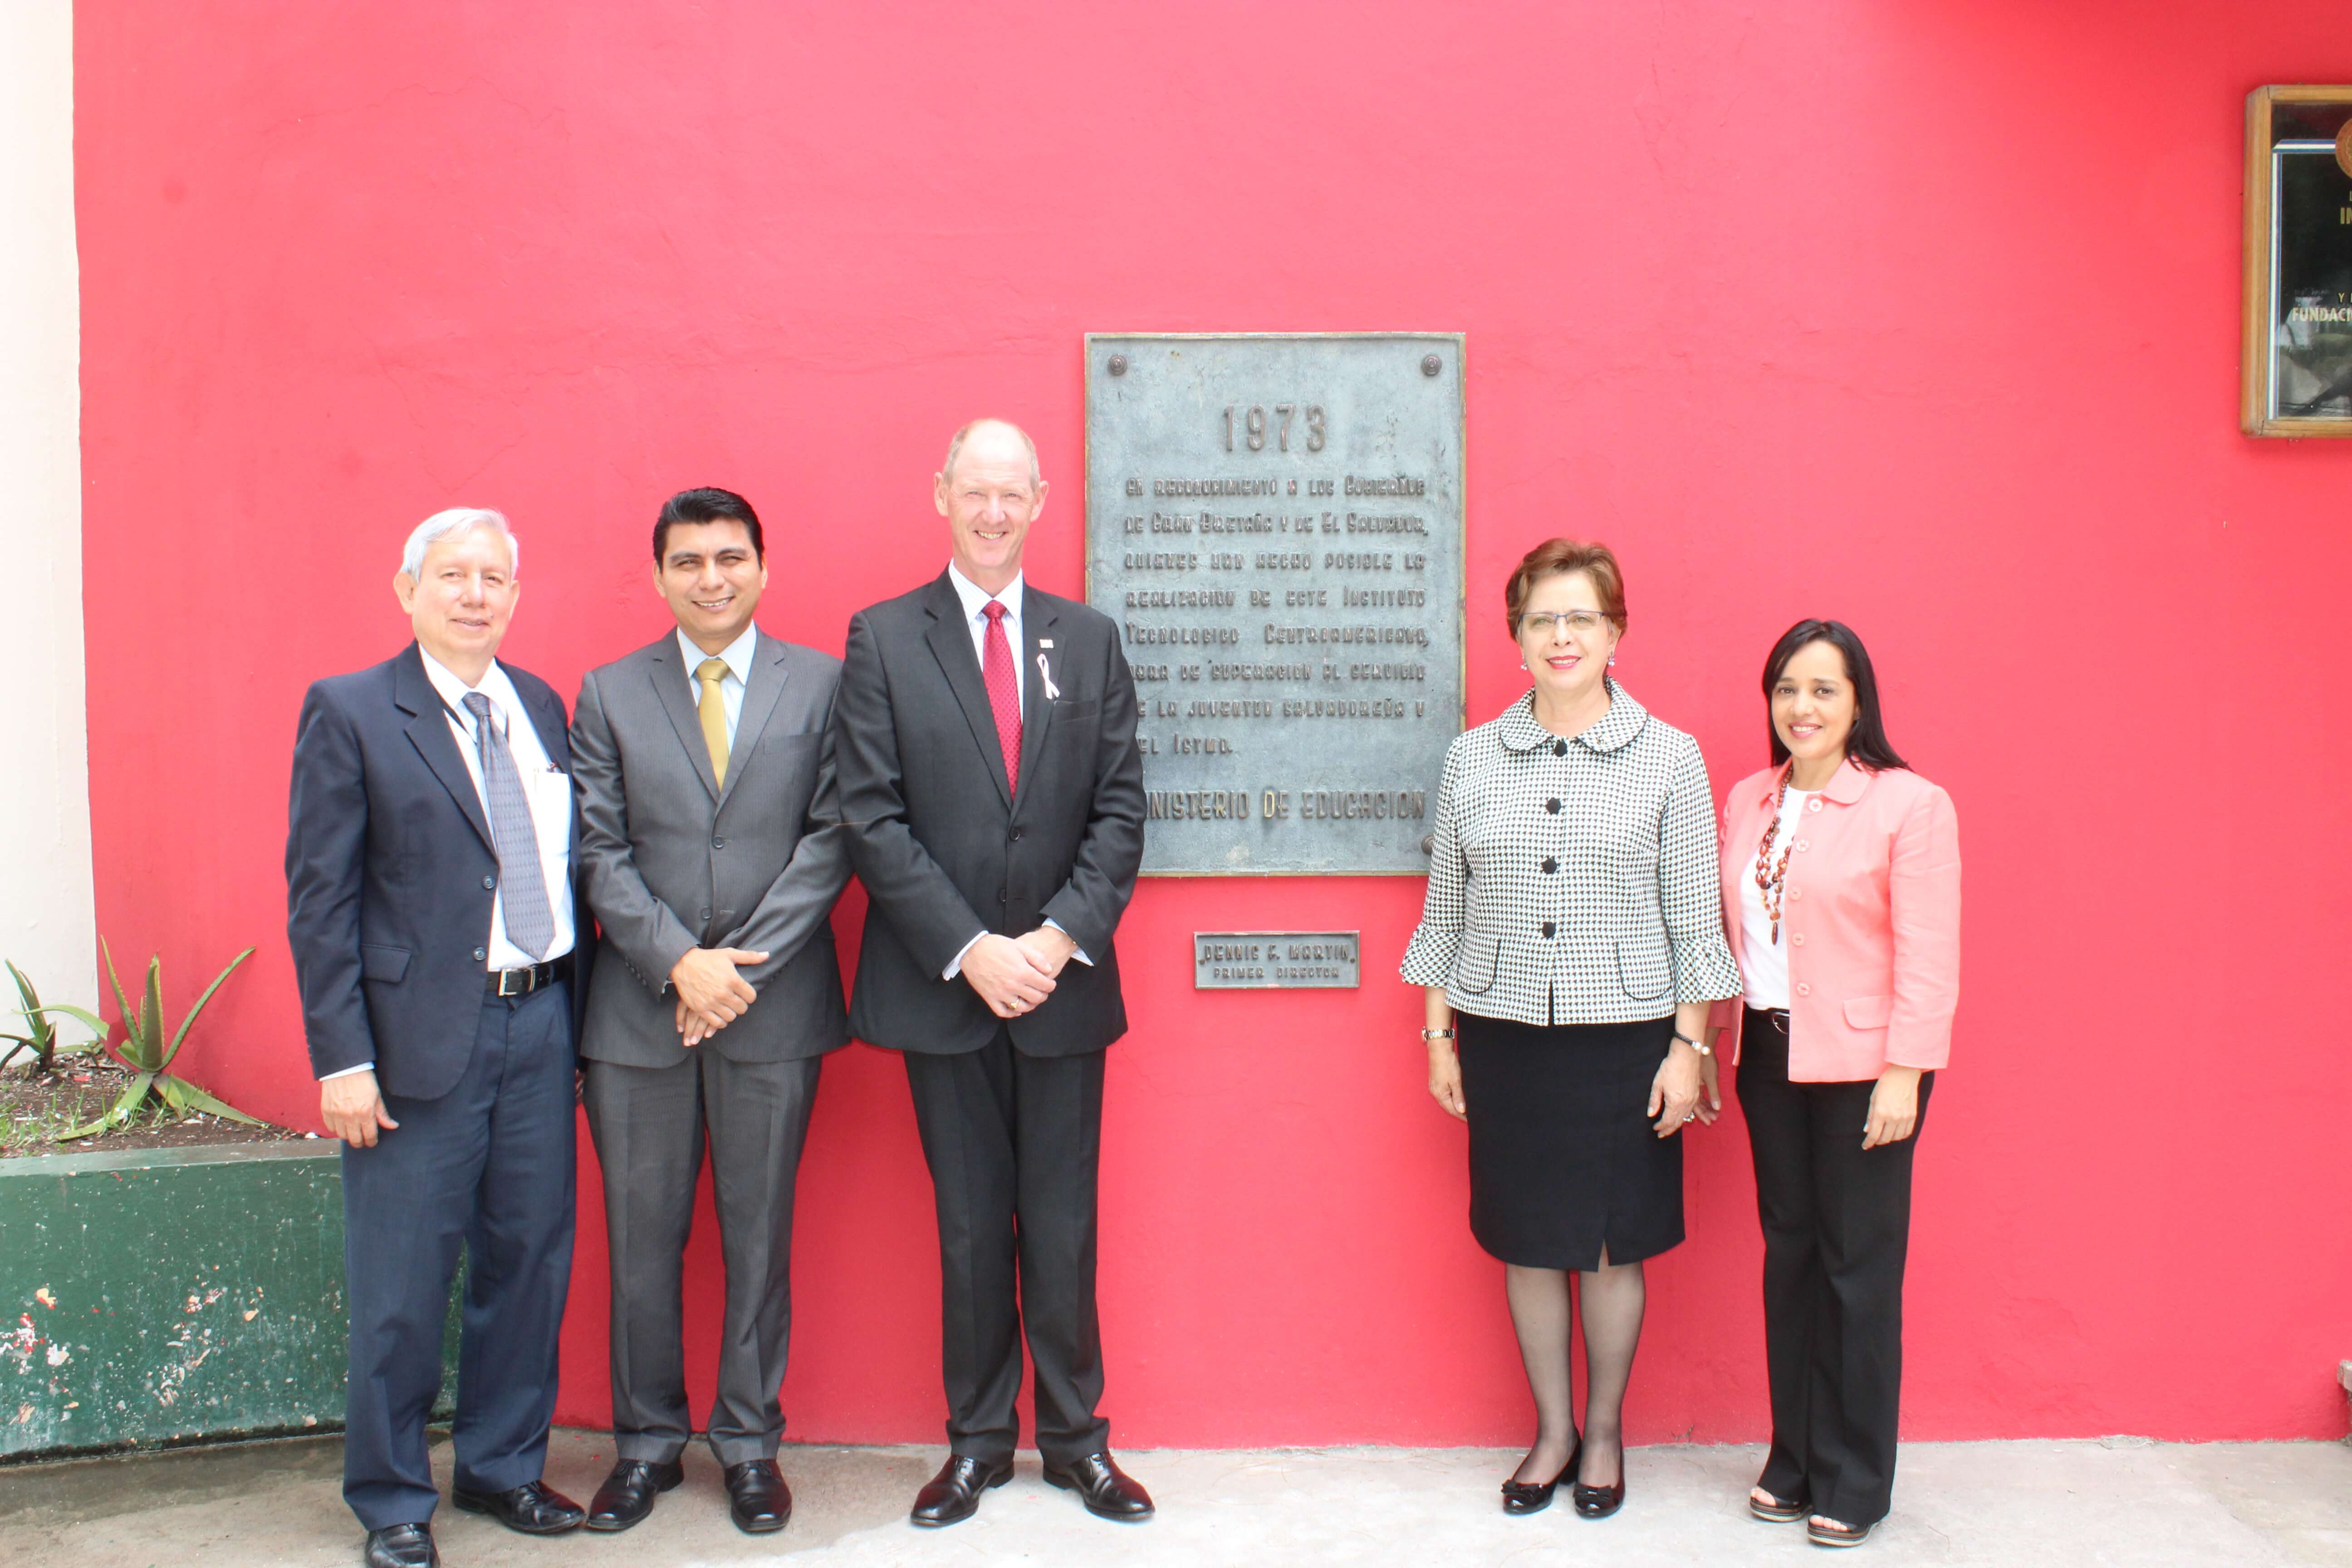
top-left (285, 642), bottom-right (584, 1100)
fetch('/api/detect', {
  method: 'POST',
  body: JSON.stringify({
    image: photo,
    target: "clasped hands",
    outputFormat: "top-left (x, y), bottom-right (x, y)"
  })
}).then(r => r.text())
top-left (962, 927), bottom-right (1077, 1019)
top-left (671, 945), bottom-right (771, 1047)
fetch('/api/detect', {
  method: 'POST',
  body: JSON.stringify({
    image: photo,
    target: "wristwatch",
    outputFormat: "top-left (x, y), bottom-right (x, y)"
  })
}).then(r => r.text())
top-left (1672, 1030), bottom-right (1712, 1057)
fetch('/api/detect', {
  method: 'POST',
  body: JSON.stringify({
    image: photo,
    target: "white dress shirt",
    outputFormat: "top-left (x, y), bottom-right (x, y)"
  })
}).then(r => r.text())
top-left (939, 562), bottom-right (1088, 980)
top-left (419, 649), bottom-right (576, 968)
top-left (677, 622), bottom-right (760, 747)
top-left (323, 651), bottom-right (576, 1082)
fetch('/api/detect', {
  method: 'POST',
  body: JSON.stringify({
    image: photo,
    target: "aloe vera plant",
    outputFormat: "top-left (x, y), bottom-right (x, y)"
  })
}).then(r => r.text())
top-left (57, 940), bottom-right (266, 1140)
top-left (0, 960), bottom-right (106, 1075)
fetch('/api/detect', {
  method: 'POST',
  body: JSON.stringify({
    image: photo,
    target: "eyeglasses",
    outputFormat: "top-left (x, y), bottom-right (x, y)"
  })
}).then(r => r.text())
top-left (1518, 611), bottom-right (1609, 637)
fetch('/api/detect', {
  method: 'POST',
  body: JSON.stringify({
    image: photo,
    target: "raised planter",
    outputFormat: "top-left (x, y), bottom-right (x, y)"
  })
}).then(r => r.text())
top-left (1, 1141), bottom-right (454, 1460)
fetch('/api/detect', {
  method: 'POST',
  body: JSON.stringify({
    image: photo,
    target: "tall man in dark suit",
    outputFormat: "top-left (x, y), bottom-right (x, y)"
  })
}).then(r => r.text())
top-left (837, 419), bottom-right (1152, 1527)
top-left (288, 509), bottom-right (588, 1568)
top-left (568, 487), bottom-right (851, 1536)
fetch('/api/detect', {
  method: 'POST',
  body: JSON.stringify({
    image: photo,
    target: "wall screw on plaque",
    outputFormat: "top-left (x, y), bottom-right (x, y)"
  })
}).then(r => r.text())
top-left (1107, 354), bottom-right (1127, 376)
top-left (1421, 354), bottom-right (1442, 377)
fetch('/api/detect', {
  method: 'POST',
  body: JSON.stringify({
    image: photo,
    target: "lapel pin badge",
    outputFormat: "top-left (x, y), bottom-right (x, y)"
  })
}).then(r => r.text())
top-left (1036, 652), bottom-right (1061, 701)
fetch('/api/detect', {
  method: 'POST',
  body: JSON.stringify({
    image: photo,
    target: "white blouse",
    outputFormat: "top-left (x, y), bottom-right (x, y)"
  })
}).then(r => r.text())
top-left (1737, 786), bottom-right (1813, 1010)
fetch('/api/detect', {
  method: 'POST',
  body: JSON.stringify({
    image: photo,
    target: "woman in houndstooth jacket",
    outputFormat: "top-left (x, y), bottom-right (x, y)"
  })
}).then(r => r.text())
top-left (1402, 538), bottom-right (1740, 1522)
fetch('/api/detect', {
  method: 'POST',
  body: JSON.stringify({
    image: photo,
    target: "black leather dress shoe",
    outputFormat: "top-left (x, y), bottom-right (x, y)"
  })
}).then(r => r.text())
top-left (451, 1478), bottom-right (587, 1534)
top-left (1043, 1450), bottom-right (1155, 1521)
top-left (723, 1459), bottom-right (792, 1534)
top-left (585, 1458), bottom-right (684, 1532)
top-left (363, 1522), bottom-right (437, 1568)
top-left (910, 1454), bottom-right (1014, 1527)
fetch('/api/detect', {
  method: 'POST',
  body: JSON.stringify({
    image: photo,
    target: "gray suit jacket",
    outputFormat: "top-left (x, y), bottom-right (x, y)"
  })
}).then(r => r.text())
top-left (572, 627), bottom-right (851, 1066)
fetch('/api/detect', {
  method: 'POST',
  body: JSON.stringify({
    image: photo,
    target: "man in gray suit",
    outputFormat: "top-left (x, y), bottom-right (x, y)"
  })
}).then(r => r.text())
top-left (569, 487), bottom-right (851, 1537)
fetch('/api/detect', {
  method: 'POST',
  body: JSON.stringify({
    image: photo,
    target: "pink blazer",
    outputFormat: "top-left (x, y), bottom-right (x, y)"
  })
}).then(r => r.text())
top-left (1710, 760), bottom-right (1960, 1081)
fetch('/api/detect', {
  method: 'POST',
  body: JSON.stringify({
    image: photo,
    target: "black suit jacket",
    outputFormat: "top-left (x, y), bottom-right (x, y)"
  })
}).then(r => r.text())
top-left (285, 642), bottom-right (585, 1100)
top-left (838, 572), bottom-right (1146, 1057)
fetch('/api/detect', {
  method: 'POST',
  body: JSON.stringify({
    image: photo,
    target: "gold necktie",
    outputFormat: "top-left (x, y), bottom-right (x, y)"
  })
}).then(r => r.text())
top-left (696, 657), bottom-right (730, 788)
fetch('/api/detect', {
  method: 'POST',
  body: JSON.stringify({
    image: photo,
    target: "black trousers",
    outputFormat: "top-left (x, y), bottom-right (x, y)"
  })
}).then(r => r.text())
top-left (583, 1051), bottom-right (822, 1465)
top-left (902, 1033), bottom-right (1109, 1467)
top-left (1736, 1006), bottom-right (1933, 1528)
top-left (340, 982), bottom-right (576, 1530)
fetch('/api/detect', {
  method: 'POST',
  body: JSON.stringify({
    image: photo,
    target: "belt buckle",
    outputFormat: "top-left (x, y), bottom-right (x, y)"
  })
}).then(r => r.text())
top-left (495, 967), bottom-right (528, 998)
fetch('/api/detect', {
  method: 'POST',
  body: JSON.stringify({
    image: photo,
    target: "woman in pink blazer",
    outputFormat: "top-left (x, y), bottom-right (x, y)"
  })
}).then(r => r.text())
top-left (1706, 619), bottom-right (1958, 1549)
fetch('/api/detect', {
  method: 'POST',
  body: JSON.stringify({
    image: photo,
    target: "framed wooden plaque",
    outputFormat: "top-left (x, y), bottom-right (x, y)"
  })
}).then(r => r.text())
top-left (2244, 86), bottom-right (2352, 436)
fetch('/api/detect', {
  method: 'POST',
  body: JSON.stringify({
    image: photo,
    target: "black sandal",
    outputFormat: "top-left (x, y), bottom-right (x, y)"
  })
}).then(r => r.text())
top-left (1808, 1516), bottom-right (1874, 1548)
top-left (1499, 1434), bottom-right (1580, 1516)
top-left (1749, 1486), bottom-right (1808, 1524)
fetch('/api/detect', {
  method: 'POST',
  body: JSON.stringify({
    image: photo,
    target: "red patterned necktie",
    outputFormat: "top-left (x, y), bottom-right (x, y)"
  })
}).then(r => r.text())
top-left (982, 600), bottom-right (1023, 797)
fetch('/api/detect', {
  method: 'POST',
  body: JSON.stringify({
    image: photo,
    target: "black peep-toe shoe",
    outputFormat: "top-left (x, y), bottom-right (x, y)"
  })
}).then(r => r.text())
top-left (1499, 1435), bottom-right (1581, 1516)
top-left (1571, 1446), bottom-right (1625, 1519)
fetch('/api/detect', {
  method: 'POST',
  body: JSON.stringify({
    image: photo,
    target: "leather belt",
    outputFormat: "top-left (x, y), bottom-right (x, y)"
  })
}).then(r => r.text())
top-left (488, 953), bottom-right (572, 997)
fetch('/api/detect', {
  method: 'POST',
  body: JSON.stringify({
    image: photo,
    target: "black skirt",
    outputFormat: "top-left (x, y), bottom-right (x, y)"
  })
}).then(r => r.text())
top-left (1457, 1010), bottom-right (1684, 1270)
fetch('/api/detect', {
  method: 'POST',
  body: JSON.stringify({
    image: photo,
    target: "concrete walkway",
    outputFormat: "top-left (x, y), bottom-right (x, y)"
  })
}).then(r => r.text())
top-left (2, 1429), bottom-right (2347, 1567)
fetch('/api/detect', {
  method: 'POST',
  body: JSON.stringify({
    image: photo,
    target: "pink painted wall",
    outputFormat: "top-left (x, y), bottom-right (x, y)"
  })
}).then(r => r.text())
top-left (73, 0), bottom-right (2352, 1446)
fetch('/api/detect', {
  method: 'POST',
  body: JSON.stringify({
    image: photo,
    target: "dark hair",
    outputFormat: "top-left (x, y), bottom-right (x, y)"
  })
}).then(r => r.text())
top-left (1503, 538), bottom-right (1627, 637)
top-left (653, 487), bottom-right (764, 563)
top-left (1761, 619), bottom-right (1908, 773)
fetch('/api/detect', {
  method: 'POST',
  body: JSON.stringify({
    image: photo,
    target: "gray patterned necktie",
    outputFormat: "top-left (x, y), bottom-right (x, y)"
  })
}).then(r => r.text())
top-left (461, 692), bottom-right (555, 961)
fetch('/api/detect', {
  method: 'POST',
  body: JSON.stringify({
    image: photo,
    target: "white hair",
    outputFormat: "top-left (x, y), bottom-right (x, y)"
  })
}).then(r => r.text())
top-left (941, 419), bottom-right (1042, 488)
top-left (399, 508), bottom-right (519, 579)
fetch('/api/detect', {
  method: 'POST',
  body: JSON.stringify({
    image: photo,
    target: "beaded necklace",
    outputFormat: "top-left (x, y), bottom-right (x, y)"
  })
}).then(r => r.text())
top-left (1752, 771), bottom-right (1798, 946)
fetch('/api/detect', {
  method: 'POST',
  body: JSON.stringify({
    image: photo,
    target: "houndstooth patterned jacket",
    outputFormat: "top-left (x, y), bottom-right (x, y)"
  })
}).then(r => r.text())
top-left (1401, 681), bottom-right (1741, 1026)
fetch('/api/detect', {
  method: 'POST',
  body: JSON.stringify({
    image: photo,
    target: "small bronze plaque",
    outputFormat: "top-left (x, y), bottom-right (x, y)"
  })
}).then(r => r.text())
top-left (1193, 931), bottom-right (1361, 990)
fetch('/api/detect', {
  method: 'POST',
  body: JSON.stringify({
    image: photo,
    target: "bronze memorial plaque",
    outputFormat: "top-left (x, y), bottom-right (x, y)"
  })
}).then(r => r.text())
top-left (1085, 333), bottom-right (1466, 875)
top-left (1193, 931), bottom-right (1362, 990)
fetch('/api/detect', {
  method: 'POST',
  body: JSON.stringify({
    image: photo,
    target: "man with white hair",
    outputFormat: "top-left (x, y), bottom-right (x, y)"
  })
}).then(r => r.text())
top-left (287, 508), bottom-right (588, 1568)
